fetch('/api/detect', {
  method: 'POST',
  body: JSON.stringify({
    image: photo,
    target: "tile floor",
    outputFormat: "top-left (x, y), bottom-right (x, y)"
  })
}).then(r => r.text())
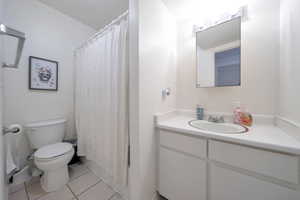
top-left (8, 163), bottom-right (124, 200)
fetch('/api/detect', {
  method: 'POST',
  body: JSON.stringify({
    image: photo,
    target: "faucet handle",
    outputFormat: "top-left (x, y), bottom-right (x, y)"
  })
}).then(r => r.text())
top-left (219, 116), bottom-right (225, 123)
top-left (208, 115), bottom-right (217, 122)
top-left (208, 115), bottom-right (224, 123)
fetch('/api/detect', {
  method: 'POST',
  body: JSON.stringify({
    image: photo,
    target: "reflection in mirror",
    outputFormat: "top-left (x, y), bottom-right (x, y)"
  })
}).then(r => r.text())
top-left (196, 17), bottom-right (241, 88)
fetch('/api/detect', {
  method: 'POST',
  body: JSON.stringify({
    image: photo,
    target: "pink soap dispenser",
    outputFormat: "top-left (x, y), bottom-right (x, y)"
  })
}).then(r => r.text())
top-left (233, 101), bottom-right (242, 124)
top-left (232, 101), bottom-right (253, 127)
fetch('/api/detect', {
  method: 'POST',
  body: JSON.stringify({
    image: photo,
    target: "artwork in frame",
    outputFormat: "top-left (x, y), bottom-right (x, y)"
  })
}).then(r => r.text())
top-left (29, 56), bottom-right (58, 91)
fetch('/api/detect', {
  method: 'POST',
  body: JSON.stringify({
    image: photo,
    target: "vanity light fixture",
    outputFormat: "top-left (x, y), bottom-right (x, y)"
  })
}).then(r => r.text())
top-left (193, 6), bottom-right (247, 34)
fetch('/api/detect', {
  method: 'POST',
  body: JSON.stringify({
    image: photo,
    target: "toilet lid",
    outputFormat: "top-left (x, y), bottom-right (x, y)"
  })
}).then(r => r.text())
top-left (34, 142), bottom-right (73, 159)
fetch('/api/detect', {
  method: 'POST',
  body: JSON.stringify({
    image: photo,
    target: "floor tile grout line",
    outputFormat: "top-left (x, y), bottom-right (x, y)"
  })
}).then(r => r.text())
top-left (28, 172), bottom-right (87, 200)
top-left (73, 165), bottom-right (123, 200)
top-left (7, 183), bottom-right (26, 195)
top-left (108, 192), bottom-right (118, 200)
top-left (33, 192), bottom-right (47, 200)
top-left (11, 164), bottom-right (90, 200)
top-left (85, 166), bottom-right (100, 179)
top-left (82, 169), bottom-right (124, 200)
top-left (69, 169), bottom-right (90, 182)
top-left (21, 164), bottom-right (98, 200)
top-left (67, 184), bottom-right (79, 200)
top-left (19, 166), bottom-right (90, 200)
top-left (72, 179), bottom-right (103, 197)
top-left (95, 178), bottom-right (123, 200)
top-left (25, 176), bottom-right (49, 200)
top-left (32, 182), bottom-right (81, 200)
top-left (27, 181), bottom-right (48, 200)
top-left (24, 182), bottom-right (30, 200)
top-left (28, 180), bottom-right (83, 200)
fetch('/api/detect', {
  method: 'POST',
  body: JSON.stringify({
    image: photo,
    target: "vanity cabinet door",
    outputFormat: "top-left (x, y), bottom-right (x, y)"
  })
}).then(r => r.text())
top-left (210, 164), bottom-right (300, 200)
top-left (159, 147), bottom-right (206, 200)
top-left (209, 140), bottom-right (299, 184)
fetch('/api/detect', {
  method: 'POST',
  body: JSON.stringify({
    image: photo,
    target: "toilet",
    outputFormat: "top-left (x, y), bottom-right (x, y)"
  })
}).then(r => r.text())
top-left (26, 118), bottom-right (74, 192)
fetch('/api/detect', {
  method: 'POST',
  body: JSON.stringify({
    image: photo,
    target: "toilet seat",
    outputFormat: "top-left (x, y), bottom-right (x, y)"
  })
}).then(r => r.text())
top-left (34, 142), bottom-right (73, 161)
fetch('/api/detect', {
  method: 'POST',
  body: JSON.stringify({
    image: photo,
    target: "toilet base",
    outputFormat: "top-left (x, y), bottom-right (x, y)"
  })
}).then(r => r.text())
top-left (40, 166), bottom-right (69, 192)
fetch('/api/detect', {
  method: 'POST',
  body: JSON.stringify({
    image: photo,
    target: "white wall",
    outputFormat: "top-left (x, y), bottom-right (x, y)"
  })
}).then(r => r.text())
top-left (3, 0), bottom-right (95, 168)
top-left (279, 0), bottom-right (300, 124)
top-left (177, 0), bottom-right (280, 115)
top-left (138, 0), bottom-right (177, 199)
top-left (0, 0), bottom-right (8, 197)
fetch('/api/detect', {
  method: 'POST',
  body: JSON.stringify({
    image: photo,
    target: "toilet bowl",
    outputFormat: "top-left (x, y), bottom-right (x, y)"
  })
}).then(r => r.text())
top-left (26, 118), bottom-right (73, 192)
top-left (34, 142), bottom-right (74, 192)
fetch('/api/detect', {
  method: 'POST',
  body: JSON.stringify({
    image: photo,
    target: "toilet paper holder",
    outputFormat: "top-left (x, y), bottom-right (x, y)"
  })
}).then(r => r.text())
top-left (2, 126), bottom-right (21, 135)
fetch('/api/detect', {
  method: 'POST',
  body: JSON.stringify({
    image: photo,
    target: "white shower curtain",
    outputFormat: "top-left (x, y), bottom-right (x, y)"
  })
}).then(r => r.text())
top-left (74, 13), bottom-right (128, 192)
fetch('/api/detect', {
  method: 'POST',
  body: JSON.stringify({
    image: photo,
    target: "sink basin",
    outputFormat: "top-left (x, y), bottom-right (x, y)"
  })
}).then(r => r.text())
top-left (189, 120), bottom-right (248, 134)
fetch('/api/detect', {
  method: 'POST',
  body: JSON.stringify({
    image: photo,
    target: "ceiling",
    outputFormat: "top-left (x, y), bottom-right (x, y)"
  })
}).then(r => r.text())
top-left (38, 0), bottom-right (129, 30)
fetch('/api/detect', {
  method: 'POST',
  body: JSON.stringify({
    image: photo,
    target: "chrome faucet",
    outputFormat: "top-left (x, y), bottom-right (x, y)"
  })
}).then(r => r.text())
top-left (208, 115), bottom-right (225, 123)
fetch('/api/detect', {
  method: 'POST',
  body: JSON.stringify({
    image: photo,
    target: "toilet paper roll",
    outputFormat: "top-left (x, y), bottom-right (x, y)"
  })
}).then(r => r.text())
top-left (8, 124), bottom-right (23, 171)
top-left (8, 124), bottom-right (23, 136)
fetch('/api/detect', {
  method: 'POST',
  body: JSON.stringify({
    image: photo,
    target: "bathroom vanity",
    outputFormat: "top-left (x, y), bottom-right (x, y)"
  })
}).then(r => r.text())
top-left (156, 112), bottom-right (300, 200)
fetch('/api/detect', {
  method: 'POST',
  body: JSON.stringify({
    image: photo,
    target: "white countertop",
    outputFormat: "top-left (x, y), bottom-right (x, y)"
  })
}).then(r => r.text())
top-left (156, 115), bottom-right (300, 155)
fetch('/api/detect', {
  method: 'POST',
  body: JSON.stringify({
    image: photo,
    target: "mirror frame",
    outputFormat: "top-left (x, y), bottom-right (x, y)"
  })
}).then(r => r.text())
top-left (194, 6), bottom-right (247, 88)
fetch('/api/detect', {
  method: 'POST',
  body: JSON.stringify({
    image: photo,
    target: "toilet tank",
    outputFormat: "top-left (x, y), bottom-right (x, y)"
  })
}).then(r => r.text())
top-left (25, 118), bottom-right (67, 149)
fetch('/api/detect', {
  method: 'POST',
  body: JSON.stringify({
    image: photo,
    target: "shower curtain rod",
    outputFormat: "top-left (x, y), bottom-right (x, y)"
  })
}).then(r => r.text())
top-left (76, 10), bottom-right (129, 51)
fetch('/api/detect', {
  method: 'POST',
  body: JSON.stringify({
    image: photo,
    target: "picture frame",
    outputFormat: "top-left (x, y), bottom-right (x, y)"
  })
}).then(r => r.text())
top-left (29, 56), bottom-right (58, 91)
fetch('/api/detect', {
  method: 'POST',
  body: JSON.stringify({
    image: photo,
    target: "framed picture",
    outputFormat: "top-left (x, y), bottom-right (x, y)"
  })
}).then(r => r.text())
top-left (29, 56), bottom-right (58, 91)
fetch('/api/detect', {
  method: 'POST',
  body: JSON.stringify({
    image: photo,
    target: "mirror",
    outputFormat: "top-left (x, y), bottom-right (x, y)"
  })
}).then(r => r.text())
top-left (196, 17), bottom-right (241, 87)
